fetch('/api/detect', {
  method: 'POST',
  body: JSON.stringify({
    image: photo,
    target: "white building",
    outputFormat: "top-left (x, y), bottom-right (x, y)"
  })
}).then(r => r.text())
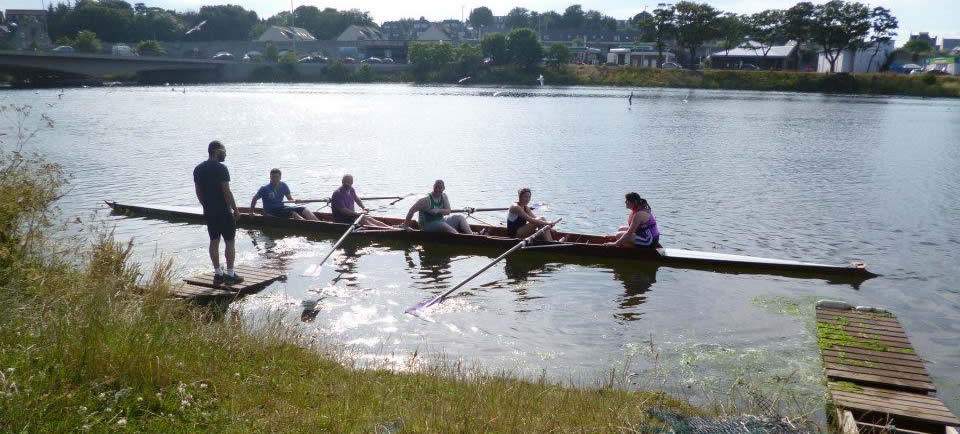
top-left (817, 41), bottom-right (895, 73)
top-left (606, 44), bottom-right (677, 67)
top-left (256, 26), bottom-right (316, 42)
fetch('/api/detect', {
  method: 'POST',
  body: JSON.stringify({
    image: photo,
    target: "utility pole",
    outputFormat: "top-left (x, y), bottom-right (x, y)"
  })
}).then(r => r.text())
top-left (290, 0), bottom-right (296, 55)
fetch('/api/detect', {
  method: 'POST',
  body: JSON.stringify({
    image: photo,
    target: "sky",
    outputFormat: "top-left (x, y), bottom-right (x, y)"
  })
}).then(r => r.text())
top-left (11, 0), bottom-right (960, 45)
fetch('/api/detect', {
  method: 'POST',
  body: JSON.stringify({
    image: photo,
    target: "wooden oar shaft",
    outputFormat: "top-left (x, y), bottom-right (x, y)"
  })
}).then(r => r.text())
top-left (316, 213), bottom-right (365, 268)
top-left (285, 196), bottom-right (405, 204)
top-left (408, 218), bottom-right (561, 313)
top-left (451, 207), bottom-right (535, 213)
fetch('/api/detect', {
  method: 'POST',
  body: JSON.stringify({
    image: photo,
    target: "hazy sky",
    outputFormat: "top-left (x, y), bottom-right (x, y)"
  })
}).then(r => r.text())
top-left (11, 0), bottom-right (959, 44)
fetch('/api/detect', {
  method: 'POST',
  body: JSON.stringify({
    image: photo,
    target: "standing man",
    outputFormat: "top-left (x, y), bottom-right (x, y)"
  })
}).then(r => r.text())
top-left (250, 168), bottom-right (319, 220)
top-left (193, 140), bottom-right (243, 284)
top-left (330, 174), bottom-right (392, 228)
top-left (401, 179), bottom-right (475, 234)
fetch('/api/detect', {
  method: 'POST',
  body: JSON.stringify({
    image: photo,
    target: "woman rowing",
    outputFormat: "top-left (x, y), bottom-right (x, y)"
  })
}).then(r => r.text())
top-left (507, 188), bottom-right (556, 241)
top-left (605, 192), bottom-right (661, 248)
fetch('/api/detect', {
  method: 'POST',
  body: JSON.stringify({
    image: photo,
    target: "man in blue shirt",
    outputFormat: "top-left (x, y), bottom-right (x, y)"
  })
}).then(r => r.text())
top-left (250, 168), bottom-right (318, 220)
top-left (193, 140), bottom-right (243, 284)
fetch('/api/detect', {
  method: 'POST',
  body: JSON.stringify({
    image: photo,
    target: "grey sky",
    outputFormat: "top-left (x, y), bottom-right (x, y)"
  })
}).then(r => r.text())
top-left (14, 0), bottom-right (960, 44)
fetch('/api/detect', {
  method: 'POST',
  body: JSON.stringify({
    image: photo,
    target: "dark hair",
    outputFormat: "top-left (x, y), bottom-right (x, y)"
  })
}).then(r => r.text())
top-left (270, 168), bottom-right (281, 175)
top-left (518, 187), bottom-right (531, 199)
top-left (207, 140), bottom-right (224, 155)
top-left (625, 192), bottom-right (650, 212)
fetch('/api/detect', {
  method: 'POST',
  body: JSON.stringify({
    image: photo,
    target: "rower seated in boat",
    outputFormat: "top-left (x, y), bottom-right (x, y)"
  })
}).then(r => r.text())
top-left (331, 174), bottom-right (392, 228)
top-left (605, 192), bottom-right (661, 248)
top-left (249, 168), bottom-right (319, 221)
top-left (507, 188), bottom-right (556, 241)
top-left (401, 179), bottom-right (474, 234)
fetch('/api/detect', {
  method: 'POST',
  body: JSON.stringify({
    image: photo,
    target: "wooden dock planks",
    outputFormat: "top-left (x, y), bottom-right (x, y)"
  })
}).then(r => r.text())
top-left (171, 264), bottom-right (286, 300)
top-left (816, 304), bottom-right (959, 433)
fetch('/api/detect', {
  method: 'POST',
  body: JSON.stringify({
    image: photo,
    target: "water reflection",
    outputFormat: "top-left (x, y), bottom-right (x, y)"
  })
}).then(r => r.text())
top-left (610, 264), bottom-right (660, 322)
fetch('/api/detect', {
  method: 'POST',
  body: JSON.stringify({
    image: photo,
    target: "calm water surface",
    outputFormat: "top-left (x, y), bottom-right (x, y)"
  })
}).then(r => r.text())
top-left (6, 84), bottom-right (960, 416)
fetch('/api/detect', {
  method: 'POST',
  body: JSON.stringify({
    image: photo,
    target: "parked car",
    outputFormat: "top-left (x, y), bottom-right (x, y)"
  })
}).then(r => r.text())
top-left (211, 51), bottom-right (234, 61)
top-left (924, 69), bottom-right (949, 76)
top-left (382, 57), bottom-right (395, 64)
top-left (297, 55), bottom-right (328, 64)
top-left (52, 45), bottom-right (74, 53)
top-left (341, 57), bottom-right (357, 64)
top-left (661, 62), bottom-right (681, 69)
top-left (360, 57), bottom-right (382, 64)
top-left (112, 44), bottom-right (136, 56)
top-left (740, 63), bottom-right (759, 70)
top-left (243, 51), bottom-right (263, 62)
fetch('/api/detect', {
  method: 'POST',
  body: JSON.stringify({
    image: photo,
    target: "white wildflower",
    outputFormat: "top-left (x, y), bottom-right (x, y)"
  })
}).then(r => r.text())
top-left (116, 418), bottom-right (127, 427)
top-left (104, 407), bottom-right (112, 412)
top-left (199, 383), bottom-right (208, 389)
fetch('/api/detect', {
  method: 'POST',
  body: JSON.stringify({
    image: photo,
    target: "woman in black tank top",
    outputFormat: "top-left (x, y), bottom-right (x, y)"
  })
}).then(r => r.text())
top-left (507, 188), bottom-right (555, 240)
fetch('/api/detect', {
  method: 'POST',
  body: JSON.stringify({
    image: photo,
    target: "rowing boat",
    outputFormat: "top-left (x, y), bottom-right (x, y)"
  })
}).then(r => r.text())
top-left (105, 201), bottom-right (877, 280)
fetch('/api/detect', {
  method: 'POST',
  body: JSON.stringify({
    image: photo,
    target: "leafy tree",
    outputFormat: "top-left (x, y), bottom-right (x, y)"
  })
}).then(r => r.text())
top-left (74, 30), bottom-right (102, 53)
top-left (584, 10), bottom-right (617, 30)
top-left (783, 2), bottom-right (815, 70)
top-left (811, 0), bottom-right (871, 73)
top-left (469, 7), bottom-right (494, 36)
top-left (505, 7), bottom-right (530, 29)
top-left (134, 39), bottom-right (164, 56)
top-left (862, 7), bottom-right (898, 72)
top-left (134, 9), bottom-right (183, 41)
top-left (408, 41), bottom-right (454, 70)
top-left (264, 42), bottom-right (278, 62)
top-left (674, 1), bottom-right (720, 67)
top-left (715, 13), bottom-right (747, 56)
top-left (902, 38), bottom-right (933, 62)
top-left (455, 43), bottom-right (483, 75)
top-left (481, 32), bottom-right (508, 64)
top-left (538, 11), bottom-right (562, 31)
top-left (632, 11), bottom-right (655, 41)
top-left (561, 5), bottom-right (585, 29)
top-left (507, 28), bottom-right (542, 70)
top-left (546, 43), bottom-right (571, 70)
top-left (188, 5), bottom-right (259, 42)
top-left (54, 36), bottom-right (75, 47)
top-left (746, 9), bottom-right (785, 60)
top-left (651, 4), bottom-right (676, 68)
top-left (71, 1), bottom-right (136, 42)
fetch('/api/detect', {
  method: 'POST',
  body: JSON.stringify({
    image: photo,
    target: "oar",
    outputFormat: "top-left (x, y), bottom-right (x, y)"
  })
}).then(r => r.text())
top-left (405, 218), bottom-right (561, 316)
top-left (284, 196), bottom-right (407, 204)
top-left (303, 213), bottom-right (366, 277)
top-left (450, 207), bottom-right (536, 213)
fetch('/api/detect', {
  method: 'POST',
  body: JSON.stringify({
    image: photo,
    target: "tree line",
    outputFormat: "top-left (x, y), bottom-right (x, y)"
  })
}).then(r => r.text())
top-left (466, 1), bottom-right (899, 72)
top-left (44, 0), bottom-right (373, 44)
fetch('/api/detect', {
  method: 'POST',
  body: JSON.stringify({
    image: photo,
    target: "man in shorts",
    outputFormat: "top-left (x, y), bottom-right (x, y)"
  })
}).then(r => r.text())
top-left (193, 140), bottom-right (243, 284)
top-left (250, 168), bottom-right (319, 220)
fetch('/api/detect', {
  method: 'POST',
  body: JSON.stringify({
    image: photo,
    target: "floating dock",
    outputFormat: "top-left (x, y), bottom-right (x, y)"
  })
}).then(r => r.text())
top-left (172, 264), bottom-right (286, 300)
top-left (816, 302), bottom-right (959, 434)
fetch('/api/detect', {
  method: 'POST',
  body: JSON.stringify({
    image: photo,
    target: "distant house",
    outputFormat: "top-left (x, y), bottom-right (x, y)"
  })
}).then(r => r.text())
top-left (417, 24), bottom-right (454, 41)
top-left (336, 25), bottom-right (384, 42)
top-left (709, 41), bottom-right (798, 70)
top-left (607, 44), bottom-right (677, 67)
top-left (817, 41), bottom-right (895, 73)
top-left (541, 29), bottom-right (645, 45)
top-left (571, 46), bottom-right (602, 64)
top-left (3, 9), bottom-right (49, 49)
top-left (909, 32), bottom-right (937, 47)
top-left (256, 26), bottom-right (316, 42)
top-left (939, 37), bottom-right (960, 54)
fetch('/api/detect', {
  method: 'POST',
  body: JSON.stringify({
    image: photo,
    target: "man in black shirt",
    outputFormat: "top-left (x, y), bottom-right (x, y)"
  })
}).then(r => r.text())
top-left (193, 140), bottom-right (243, 284)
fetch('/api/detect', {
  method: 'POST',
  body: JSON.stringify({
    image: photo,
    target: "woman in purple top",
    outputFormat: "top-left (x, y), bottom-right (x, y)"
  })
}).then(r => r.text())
top-left (606, 192), bottom-right (661, 248)
top-left (249, 168), bottom-right (318, 220)
top-left (331, 174), bottom-right (392, 228)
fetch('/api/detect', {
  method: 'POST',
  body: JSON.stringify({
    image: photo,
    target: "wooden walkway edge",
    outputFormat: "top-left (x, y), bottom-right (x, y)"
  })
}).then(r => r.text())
top-left (171, 264), bottom-right (287, 300)
top-left (815, 301), bottom-right (959, 434)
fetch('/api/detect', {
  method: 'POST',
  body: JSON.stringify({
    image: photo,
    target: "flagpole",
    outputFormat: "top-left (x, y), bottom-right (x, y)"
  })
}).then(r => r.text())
top-left (290, 0), bottom-right (296, 55)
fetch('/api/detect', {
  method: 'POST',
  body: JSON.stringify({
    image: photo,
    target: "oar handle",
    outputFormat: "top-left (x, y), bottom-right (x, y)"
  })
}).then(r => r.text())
top-left (286, 196), bottom-right (404, 204)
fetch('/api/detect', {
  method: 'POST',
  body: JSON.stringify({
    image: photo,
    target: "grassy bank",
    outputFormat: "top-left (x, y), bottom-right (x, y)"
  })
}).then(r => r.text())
top-left (565, 65), bottom-right (960, 97)
top-left (0, 238), bottom-right (695, 432)
top-left (395, 63), bottom-right (960, 98)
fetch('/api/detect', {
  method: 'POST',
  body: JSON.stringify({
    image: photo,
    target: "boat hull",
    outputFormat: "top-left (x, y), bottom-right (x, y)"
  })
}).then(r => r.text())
top-left (104, 201), bottom-right (877, 280)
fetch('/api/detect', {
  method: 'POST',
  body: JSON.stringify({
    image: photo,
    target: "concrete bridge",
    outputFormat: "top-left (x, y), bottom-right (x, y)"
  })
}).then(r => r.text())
top-left (0, 50), bottom-right (249, 84)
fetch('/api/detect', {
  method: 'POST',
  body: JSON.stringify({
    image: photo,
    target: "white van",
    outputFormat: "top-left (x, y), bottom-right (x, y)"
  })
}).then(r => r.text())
top-left (112, 44), bottom-right (136, 56)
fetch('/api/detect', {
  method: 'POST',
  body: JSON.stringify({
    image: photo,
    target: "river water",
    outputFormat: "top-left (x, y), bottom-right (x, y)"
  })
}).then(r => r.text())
top-left (6, 84), bottom-right (960, 418)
